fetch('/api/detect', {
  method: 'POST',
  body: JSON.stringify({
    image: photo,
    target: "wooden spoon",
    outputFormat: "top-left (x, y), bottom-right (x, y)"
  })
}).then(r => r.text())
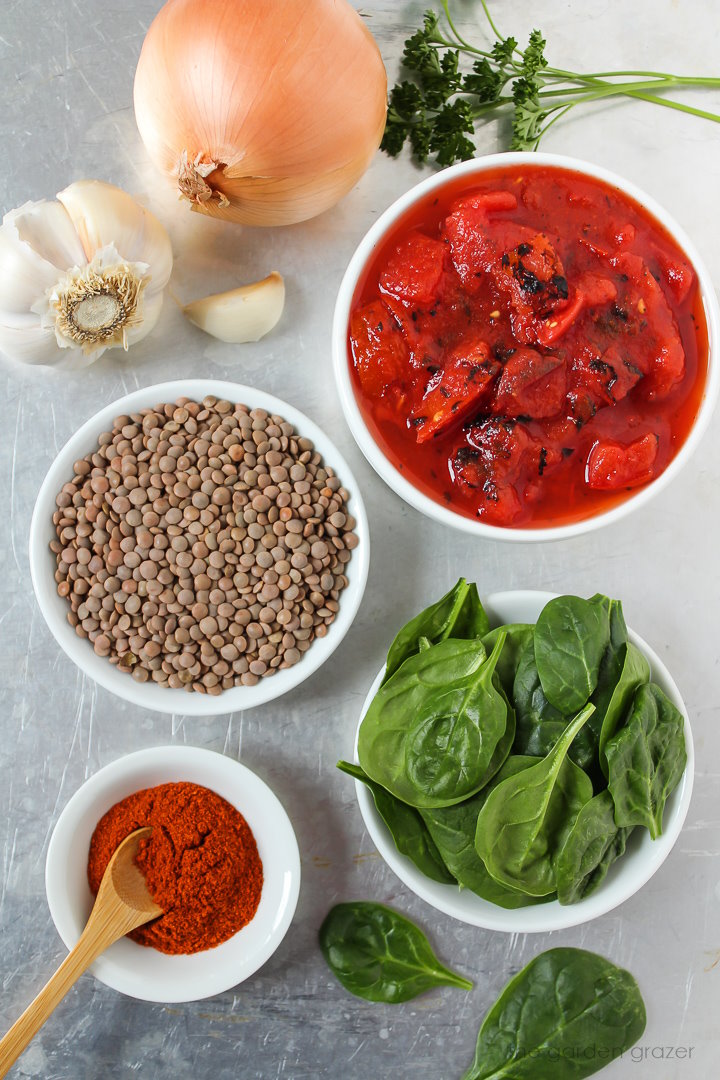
top-left (0, 827), bottom-right (162, 1078)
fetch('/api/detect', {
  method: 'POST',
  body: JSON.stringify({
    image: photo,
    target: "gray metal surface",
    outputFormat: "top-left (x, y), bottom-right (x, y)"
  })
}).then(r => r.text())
top-left (1, 1), bottom-right (718, 1076)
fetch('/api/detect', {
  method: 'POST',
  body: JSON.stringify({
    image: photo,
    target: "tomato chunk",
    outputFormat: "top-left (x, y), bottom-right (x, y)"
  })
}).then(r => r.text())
top-left (493, 347), bottom-right (566, 418)
top-left (413, 340), bottom-right (497, 443)
top-left (349, 301), bottom-right (408, 397)
top-left (586, 433), bottom-right (659, 490)
top-left (606, 252), bottom-right (686, 398)
top-left (570, 342), bottom-right (643, 409)
top-left (379, 231), bottom-right (446, 304)
top-left (452, 417), bottom-right (559, 524)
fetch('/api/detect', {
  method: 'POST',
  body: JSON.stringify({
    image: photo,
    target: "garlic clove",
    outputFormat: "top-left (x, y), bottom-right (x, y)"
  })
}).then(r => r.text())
top-left (0, 220), bottom-right (64, 313)
top-left (8, 199), bottom-right (86, 272)
top-left (184, 272), bottom-right (285, 343)
top-left (124, 289), bottom-right (164, 350)
top-left (57, 180), bottom-right (173, 292)
top-left (0, 313), bottom-right (66, 367)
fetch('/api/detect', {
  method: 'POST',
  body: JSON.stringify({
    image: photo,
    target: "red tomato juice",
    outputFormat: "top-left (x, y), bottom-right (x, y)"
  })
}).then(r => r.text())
top-left (348, 165), bottom-right (708, 528)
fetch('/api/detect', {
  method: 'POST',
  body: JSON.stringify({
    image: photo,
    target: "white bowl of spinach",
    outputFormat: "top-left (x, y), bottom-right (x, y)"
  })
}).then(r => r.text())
top-left (344, 582), bottom-right (694, 932)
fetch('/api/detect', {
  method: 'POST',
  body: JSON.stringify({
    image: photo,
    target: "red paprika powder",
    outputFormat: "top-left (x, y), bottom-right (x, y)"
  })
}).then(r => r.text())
top-left (87, 781), bottom-right (263, 954)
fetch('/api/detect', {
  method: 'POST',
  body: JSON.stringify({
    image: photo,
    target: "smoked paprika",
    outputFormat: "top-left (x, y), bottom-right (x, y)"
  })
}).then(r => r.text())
top-left (87, 781), bottom-right (263, 954)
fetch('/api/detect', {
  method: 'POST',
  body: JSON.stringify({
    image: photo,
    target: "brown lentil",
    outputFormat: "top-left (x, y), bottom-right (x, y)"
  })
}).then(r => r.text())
top-left (50, 398), bottom-right (358, 693)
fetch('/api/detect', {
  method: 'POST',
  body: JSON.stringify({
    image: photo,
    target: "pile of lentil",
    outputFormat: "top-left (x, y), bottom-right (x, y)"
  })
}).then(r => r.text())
top-left (50, 396), bottom-right (358, 693)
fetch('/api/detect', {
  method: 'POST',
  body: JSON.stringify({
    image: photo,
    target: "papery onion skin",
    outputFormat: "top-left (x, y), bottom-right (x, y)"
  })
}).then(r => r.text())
top-left (133, 0), bottom-right (388, 227)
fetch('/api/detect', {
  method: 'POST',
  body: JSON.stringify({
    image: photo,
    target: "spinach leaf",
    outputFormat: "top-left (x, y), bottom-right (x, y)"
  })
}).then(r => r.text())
top-left (475, 705), bottom-right (595, 896)
top-left (597, 642), bottom-right (650, 778)
top-left (421, 756), bottom-right (555, 908)
top-left (556, 790), bottom-right (631, 905)
top-left (512, 634), bottom-right (567, 759)
top-left (481, 623), bottom-right (534, 699)
top-left (477, 683), bottom-right (516, 789)
top-left (534, 595), bottom-right (610, 713)
top-left (358, 634), bottom-right (508, 808)
top-left (319, 902), bottom-right (472, 1003)
top-left (462, 947), bottom-right (646, 1079)
top-left (383, 578), bottom-right (489, 684)
top-left (336, 761), bottom-right (455, 885)
top-left (606, 683), bottom-right (687, 839)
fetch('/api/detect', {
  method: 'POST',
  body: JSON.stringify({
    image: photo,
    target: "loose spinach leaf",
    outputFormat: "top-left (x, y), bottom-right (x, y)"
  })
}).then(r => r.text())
top-left (383, 578), bottom-right (489, 684)
top-left (358, 634), bottom-right (508, 808)
top-left (336, 761), bottom-right (455, 885)
top-left (421, 756), bottom-right (555, 908)
top-left (475, 705), bottom-right (595, 896)
top-left (597, 642), bottom-right (650, 778)
top-left (606, 683), bottom-right (687, 839)
top-left (534, 596), bottom-right (610, 714)
top-left (556, 790), bottom-right (631, 905)
top-left (319, 902), bottom-right (472, 1003)
top-left (462, 947), bottom-right (646, 1079)
top-left (512, 634), bottom-right (567, 759)
top-left (481, 623), bottom-right (534, 699)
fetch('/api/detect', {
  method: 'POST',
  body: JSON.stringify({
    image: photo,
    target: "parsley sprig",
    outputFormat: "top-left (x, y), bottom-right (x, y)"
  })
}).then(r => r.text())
top-left (382, 0), bottom-right (720, 165)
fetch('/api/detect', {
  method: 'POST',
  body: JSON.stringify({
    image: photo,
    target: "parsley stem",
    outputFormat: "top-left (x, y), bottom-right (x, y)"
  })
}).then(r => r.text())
top-left (479, 0), bottom-right (505, 43)
top-left (623, 92), bottom-right (720, 124)
top-left (441, 0), bottom-right (475, 51)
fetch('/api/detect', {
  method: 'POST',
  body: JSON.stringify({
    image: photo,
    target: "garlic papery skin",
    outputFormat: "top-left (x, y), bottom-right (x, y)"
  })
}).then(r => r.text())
top-left (0, 181), bottom-right (172, 369)
top-left (184, 272), bottom-right (285, 343)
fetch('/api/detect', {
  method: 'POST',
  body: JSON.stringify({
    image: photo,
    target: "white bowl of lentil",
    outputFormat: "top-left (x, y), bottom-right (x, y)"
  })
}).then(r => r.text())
top-left (29, 379), bottom-right (369, 716)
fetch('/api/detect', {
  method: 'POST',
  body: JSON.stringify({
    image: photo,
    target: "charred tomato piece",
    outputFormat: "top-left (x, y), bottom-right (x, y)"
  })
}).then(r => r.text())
top-left (603, 252), bottom-right (686, 398)
top-left (492, 347), bottom-right (566, 418)
top-left (444, 192), bottom-right (521, 294)
top-left (586, 433), bottom-right (659, 490)
top-left (452, 417), bottom-right (560, 525)
top-left (379, 230), bottom-right (446, 305)
top-left (412, 339), bottom-right (498, 443)
top-left (349, 300), bottom-right (408, 397)
top-left (571, 343), bottom-right (644, 407)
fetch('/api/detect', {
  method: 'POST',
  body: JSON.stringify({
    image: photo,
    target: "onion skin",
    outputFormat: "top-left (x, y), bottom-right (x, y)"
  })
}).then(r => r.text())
top-left (133, 0), bottom-right (387, 227)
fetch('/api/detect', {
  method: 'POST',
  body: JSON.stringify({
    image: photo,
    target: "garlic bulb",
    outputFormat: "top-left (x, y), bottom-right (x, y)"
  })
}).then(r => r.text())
top-left (0, 180), bottom-right (173, 368)
top-left (184, 272), bottom-right (285, 343)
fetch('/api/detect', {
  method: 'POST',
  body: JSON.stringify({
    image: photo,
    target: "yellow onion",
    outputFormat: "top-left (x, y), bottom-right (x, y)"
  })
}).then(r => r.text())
top-left (133, 0), bottom-right (387, 227)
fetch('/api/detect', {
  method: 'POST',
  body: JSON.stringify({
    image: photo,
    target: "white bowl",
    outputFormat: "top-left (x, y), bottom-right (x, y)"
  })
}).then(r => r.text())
top-left (353, 589), bottom-right (694, 932)
top-left (332, 152), bottom-right (720, 542)
top-left (45, 745), bottom-right (300, 1002)
top-left (29, 379), bottom-right (369, 715)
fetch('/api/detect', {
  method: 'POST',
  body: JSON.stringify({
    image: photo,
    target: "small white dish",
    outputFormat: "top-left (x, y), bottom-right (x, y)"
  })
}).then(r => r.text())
top-left (332, 152), bottom-right (720, 542)
top-left (353, 589), bottom-right (694, 932)
top-left (45, 745), bottom-right (300, 1002)
top-left (29, 379), bottom-right (369, 715)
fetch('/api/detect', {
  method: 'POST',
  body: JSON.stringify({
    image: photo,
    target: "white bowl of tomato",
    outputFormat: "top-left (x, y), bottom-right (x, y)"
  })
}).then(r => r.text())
top-left (332, 153), bottom-right (719, 540)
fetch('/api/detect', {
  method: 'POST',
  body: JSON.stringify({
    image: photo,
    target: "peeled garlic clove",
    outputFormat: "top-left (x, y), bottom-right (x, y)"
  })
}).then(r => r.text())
top-left (184, 272), bottom-right (285, 343)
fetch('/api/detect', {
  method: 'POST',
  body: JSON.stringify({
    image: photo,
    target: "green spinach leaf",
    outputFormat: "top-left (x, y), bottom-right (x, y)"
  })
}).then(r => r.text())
top-left (358, 634), bottom-right (508, 808)
top-left (606, 683), bottom-right (687, 839)
top-left (556, 790), bottom-right (631, 905)
top-left (421, 756), bottom-right (555, 908)
top-left (383, 578), bottom-right (489, 684)
top-left (336, 761), bottom-right (455, 885)
top-left (462, 947), bottom-right (646, 1079)
top-left (319, 902), bottom-right (472, 1003)
top-left (475, 705), bottom-right (595, 896)
top-left (512, 634), bottom-right (567, 759)
top-left (481, 623), bottom-right (534, 699)
top-left (534, 596), bottom-right (610, 714)
top-left (597, 642), bottom-right (650, 778)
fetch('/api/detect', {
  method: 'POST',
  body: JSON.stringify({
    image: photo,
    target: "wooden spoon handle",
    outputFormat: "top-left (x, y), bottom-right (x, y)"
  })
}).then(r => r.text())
top-left (0, 894), bottom-right (147, 1078)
